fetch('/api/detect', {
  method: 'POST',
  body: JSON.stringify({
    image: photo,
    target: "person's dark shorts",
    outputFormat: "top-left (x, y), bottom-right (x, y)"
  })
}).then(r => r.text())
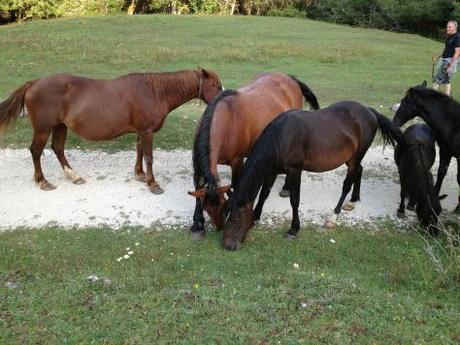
top-left (433, 58), bottom-right (458, 84)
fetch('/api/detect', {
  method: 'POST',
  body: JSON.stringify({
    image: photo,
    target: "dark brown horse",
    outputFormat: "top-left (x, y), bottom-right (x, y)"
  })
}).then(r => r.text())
top-left (222, 103), bottom-right (403, 250)
top-left (188, 72), bottom-right (319, 239)
top-left (0, 69), bottom-right (222, 193)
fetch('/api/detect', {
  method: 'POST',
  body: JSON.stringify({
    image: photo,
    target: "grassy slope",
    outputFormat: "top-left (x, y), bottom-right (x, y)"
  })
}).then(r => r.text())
top-left (0, 16), bottom-right (459, 343)
top-left (0, 15), bottom-right (449, 150)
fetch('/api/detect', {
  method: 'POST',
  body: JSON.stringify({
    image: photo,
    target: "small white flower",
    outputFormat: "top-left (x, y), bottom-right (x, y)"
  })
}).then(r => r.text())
top-left (128, 251), bottom-right (133, 255)
top-left (330, 239), bottom-right (336, 243)
top-left (293, 263), bottom-right (299, 269)
top-left (135, 242), bottom-right (140, 246)
top-left (123, 254), bottom-right (129, 259)
top-left (126, 247), bottom-right (130, 251)
top-left (170, 252), bottom-right (174, 256)
top-left (116, 257), bottom-right (123, 262)
top-left (301, 302), bottom-right (307, 308)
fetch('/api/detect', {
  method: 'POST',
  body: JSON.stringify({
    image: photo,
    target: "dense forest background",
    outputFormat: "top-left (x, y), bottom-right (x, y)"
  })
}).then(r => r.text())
top-left (1, 0), bottom-right (459, 38)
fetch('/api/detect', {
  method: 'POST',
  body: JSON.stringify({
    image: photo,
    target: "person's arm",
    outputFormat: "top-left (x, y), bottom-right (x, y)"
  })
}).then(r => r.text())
top-left (448, 35), bottom-right (460, 72)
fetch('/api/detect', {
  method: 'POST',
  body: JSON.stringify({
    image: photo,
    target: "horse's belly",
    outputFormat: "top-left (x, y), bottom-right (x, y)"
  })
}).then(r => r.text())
top-left (69, 121), bottom-right (134, 141)
top-left (303, 151), bottom-right (354, 172)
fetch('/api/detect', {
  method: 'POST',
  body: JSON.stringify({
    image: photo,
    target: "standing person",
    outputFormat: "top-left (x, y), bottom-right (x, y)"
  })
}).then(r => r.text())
top-left (433, 20), bottom-right (460, 96)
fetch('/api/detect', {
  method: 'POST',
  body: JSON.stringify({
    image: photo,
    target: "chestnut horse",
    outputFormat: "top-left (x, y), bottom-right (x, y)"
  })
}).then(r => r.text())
top-left (188, 72), bottom-right (319, 239)
top-left (0, 69), bottom-right (222, 193)
top-left (222, 103), bottom-right (403, 250)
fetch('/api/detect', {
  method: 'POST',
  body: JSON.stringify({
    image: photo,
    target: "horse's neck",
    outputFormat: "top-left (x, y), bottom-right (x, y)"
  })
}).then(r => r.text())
top-left (148, 71), bottom-right (199, 113)
top-left (417, 98), bottom-right (453, 141)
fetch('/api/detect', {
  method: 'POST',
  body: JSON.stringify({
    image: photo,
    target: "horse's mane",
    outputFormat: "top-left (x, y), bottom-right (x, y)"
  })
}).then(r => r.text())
top-left (193, 89), bottom-right (238, 204)
top-left (412, 86), bottom-right (457, 104)
top-left (230, 113), bottom-right (290, 211)
top-left (144, 70), bottom-right (200, 100)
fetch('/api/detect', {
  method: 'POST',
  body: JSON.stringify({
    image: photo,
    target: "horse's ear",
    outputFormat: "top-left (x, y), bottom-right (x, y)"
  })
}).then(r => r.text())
top-left (217, 185), bottom-right (232, 195)
top-left (188, 189), bottom-right (206, 198)
top-left (202, 68), bottom-right (210, 78)
top-left (420, 80), bottom-right (427, 88)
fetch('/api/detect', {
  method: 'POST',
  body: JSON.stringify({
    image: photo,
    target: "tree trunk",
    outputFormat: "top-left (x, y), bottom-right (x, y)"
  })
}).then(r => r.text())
top-left (230, 0), bottom-right (236, 15)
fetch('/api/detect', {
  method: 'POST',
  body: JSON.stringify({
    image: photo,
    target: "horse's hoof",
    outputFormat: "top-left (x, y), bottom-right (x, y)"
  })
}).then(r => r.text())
top-left (135, 173), bottom-right (146, 182)
top-left (279, 189), bottom-right (290, 198)
top-left (39, 180), bottom-right (56, 191)
top-left (190, 230), bottom-right (206, 241)
top-left (397, 211), bottom-right (405, 219)
top-left (284, 233), bottom-right (297, 240)
top-left (342, 202), bottom-right (355, 211)
top-left (323, 220), bottom-right (336, 229)
top-left (72, 177), bottom-right (86, 185)
top-left (149, 185), bottom-right (164, 194)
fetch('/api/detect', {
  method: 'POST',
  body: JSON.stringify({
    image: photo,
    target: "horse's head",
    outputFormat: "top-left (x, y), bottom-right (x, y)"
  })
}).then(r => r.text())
top-left (222, 203), bottom-right (255, 251)
top-left (188, 185), bottom-right (231, 229)
top-left (198, 68), bottom-right (223, 103)
top-left (393, 81), bottom-right (427, 127)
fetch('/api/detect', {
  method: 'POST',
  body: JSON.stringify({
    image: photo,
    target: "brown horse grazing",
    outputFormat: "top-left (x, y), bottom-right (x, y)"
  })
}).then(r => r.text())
top-left (188, 72), bottom-right (319, 240)
top-left (0, 69), bottom-right (222, 193)
top-left (222, 103), bottom-right (404, 250)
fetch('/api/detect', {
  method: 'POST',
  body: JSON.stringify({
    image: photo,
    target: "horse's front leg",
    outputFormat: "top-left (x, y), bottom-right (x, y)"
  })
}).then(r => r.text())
top-left (435, 149), bottom-right (451, 197)
top-left (139, 131), bottom-right (164, 194)
top-left (190, 198), bottom-right (206, 240)
top-left (397, 187), bottom-right (406, 218)
top-left (285, 170), bottom-right (302, 239)
top-left (253, 175), bottom-right (277, 222)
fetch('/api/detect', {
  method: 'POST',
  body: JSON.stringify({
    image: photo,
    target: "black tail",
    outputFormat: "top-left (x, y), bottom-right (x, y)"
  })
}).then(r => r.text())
top-left (193, 89), bottom-right (238, 205)
top-left (369, 107), bottom-right (405, 147)
top-left (289, 75), bottom-right (320, 110)
top-left (398, 144), bottom-right (441, 234)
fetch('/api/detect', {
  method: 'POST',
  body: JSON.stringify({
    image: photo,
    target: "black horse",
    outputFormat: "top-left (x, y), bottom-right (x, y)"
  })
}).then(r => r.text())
top-left (223, 102), bottom-right (403, 250)
top-left (394, 124), bottom-right (442, 235)
top-left (393, 81), bottom-right (460, 213)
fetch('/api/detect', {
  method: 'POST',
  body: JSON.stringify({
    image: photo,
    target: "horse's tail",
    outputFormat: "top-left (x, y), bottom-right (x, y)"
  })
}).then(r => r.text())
top-left (369, 107), bottom-right (405, 147)
top-left (0, 80), bottom-right (35, 133)
top-left (289, 75), bottom-right (320, 110)
top-left (193, 89), bottom-right (238, 205)
top-left (399, 144), bottom-right (441, 234)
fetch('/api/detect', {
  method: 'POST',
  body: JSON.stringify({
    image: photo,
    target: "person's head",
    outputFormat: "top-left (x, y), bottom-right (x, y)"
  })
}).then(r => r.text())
top-left (447, 20), bottom-right (458, 35)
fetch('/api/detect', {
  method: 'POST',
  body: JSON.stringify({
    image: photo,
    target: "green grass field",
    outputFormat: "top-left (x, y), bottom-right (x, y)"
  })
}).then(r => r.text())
top-left (0, 15), bottom-right (459, 344)
top-left (0, 14), bottom-right (452, 150)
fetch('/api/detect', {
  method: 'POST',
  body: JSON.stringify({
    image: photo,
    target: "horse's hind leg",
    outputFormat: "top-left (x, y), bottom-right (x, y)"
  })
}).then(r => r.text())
top-left (324, 162), bottom-right (358, 228)
top-left (51, 124), bottom-right (85, 185)
top-left (279, 174), bottom-right (290, 198)
top-left (134, 134), bottom-right (146, 182)
top-left (285, 170), bottom-right (302, 239)
top-left (139, 131), bottom-right (163, 194)
top-left (342, 164), bottom-right (363, 211)
top-left (30, 130), bottom-right (55, 191)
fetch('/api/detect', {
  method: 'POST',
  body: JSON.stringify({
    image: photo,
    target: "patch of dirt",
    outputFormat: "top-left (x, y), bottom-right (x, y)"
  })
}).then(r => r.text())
top-left (0, 147), bottom-right (457, 230)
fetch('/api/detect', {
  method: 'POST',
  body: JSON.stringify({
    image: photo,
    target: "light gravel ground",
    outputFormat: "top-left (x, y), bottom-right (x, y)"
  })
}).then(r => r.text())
top-left (0, 147), bottom-right (457, 230)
